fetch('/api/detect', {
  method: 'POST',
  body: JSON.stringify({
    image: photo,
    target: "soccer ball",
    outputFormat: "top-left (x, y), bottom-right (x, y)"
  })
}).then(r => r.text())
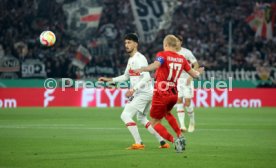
top-left (39, 31), bottom-right (56, 47)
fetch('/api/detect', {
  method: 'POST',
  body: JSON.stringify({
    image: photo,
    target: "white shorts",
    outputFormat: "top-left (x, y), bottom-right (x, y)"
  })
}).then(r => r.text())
top-left (123, 92), bottom-right (152, 116)
top-left (177, 78), bottom-right (194, 99)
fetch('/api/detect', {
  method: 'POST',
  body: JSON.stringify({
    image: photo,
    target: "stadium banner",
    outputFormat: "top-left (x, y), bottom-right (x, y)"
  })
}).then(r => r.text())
top-left (0, 88), bottom-right (275, 108)
top-left (0, 56), bottom-right (20, 72)
top-left (130, 0), bottom-right (178, 43)
top-left (21, 59), bottom-right (47, 78)
top-left (201, 69), bottom-right (275, 81)
top-left (63, 0), bottom-right (103, 38)
top-left (0, 56), bottom-right (20, 79)
top-left (246, 3), bottom-right (276, 39)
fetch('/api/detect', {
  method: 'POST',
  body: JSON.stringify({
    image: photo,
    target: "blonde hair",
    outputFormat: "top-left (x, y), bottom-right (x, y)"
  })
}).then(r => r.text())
top-left (163, 35), bottom-right (178, 48)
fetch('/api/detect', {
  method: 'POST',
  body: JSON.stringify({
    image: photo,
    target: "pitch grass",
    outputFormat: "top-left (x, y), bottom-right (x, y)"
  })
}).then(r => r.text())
top-left (0, 108), bottom-right (276, 168)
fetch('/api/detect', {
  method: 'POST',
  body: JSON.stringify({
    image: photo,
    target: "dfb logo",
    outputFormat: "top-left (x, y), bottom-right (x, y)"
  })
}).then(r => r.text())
top-left (44, 89), bottom-right (55, 107)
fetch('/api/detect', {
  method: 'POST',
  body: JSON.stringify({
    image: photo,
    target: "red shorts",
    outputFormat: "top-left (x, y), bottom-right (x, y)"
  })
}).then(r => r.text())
top-left (150, 90), bottom-right (178, 120)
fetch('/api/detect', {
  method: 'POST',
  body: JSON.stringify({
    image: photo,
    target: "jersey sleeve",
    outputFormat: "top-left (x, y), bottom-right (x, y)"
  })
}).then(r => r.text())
top-left (133, 56), bottom-right (151, 91)
top-left (139, 56), bottom-right (148, 67)
top-left (182, 58), bottom-right (191, 72)
top-left (112, 60), bottom-right (130, 82)
top-left (138, 56), bottom-right (149, 76)
top-left (187, 50), bottom-right (197, 64)
top-left (155, 52), bottom-right (165, 65)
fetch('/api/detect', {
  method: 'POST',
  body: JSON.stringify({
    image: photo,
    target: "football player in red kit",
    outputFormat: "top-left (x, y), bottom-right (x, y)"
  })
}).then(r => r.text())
top-left (135, 35), bottom-right (204, 152)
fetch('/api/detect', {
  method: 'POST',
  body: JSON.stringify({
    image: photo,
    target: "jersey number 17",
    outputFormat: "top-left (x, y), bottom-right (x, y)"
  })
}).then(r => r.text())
top-left (167, 63), bottom-right (182, 82)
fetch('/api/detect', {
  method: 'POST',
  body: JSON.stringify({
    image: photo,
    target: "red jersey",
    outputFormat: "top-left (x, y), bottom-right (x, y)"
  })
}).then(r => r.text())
top-left (154, 51), bottom-right (191, 91)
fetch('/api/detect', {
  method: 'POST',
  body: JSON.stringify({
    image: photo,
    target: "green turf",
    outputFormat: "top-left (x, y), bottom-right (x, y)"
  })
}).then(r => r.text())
top-left (0, 107), bottom-right (276, 168)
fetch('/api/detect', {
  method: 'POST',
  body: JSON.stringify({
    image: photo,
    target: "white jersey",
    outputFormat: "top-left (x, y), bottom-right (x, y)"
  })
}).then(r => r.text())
top-left (177, 47), bottom-right (197, 79)
top-left (113, 51), bottom-right (153, 95)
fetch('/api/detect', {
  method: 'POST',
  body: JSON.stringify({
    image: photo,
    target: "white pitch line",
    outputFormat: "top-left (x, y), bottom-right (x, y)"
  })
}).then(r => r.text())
top-left (0, 125), bottom-right (253, 132)
top-left (0, 125), bottom-right (125, 130)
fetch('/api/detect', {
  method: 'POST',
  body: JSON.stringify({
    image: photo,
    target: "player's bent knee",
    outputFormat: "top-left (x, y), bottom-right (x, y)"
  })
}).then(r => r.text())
top-left (151, 118), bottom-right (160, 126)
top-left (185, 104), bottom-right (194, 112)
top-left (185, 99), bottom-right (191, 106)
top-left (137, 114), bottom-right (148, 126)
top-left (177, 97), bottom-right (183, 103)
top-left (140, 117), bottom-right (149, 126)
top-left (120, 112), bottom-right (131, 123)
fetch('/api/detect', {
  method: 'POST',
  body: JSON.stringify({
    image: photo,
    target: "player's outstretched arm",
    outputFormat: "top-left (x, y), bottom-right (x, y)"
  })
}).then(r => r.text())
top-left (194, 62), bottom-right (199, 69)
top-left (137, 61), bottom-right (161, 73)
top-left (98, 75), bottom-right (129, 82)
top-left (186, 62), bottom-right (199, 85)
top-left (98, 77), bottom-right (113, 82)
top-left (187, 67), bottom-right (204, 78)
top-left (112, 74), bottom-right (129, 82)
top-left (110, 63), bottom-right (130, 82)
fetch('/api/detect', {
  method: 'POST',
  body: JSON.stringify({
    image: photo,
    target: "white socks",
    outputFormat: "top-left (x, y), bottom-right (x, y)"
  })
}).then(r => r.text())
top-left (138, 114), bottom-right (164, 142)
top-left (121, 112), bottom-right (142, 144)
top-left (186, 104), bottom-right (194, 125)
top-left (122, 111), bottom-right (165, 144)
top-left (126, 122), bottom-right (142, 144)
top-left (145, 122), bottom-right (164, 142)
top-left (177, 103), bottom-right (195, 129)
top-left (176, 103), bottom-right (185, 129)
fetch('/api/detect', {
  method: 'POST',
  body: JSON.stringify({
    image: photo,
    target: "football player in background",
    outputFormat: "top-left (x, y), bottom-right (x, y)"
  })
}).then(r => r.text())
top-left (135, 35), bottom-right (204, 152)
top-left (175, 35), bottom-right (199, 133)
top-left (98, 33), bottom-right (169, 150)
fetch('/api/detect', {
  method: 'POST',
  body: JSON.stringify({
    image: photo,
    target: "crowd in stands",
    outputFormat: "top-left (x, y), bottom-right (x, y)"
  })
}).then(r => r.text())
top-left (0, 0), bottom-right (275, 82)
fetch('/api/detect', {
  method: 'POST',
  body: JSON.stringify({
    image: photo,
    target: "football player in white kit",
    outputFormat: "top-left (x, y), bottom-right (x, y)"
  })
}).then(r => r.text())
top-left (99, 33), bottom-right (169, 150)
top-left (175, 35), bottom-right (199, 133)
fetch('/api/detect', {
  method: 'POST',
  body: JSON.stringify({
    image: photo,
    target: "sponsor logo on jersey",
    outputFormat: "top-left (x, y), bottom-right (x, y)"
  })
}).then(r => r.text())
top-left (129, 69), bottom-right (140, 76)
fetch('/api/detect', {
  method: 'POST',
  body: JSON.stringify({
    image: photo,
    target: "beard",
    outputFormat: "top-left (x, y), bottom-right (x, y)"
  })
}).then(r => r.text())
top-left (126, 48), bottom-right (133, 53)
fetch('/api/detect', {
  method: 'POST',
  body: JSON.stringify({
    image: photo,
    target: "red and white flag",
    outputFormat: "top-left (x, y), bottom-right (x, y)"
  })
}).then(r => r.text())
top-left (246, 3), bottom-right (276, 39)
top-left (63, 1), bottom-right (102, 38)
top-left (79, 7), bottom-right (102, 28)
top-left (72, 45), bottom-right (92, 69)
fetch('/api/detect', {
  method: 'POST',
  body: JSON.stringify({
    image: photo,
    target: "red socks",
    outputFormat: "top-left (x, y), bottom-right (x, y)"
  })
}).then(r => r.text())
top-left (152, 113), bottom-right (182, 143)
top-left (154, 123), bottom-right (174, 143)
top-left (165, 113), bottom-right (182, 137)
